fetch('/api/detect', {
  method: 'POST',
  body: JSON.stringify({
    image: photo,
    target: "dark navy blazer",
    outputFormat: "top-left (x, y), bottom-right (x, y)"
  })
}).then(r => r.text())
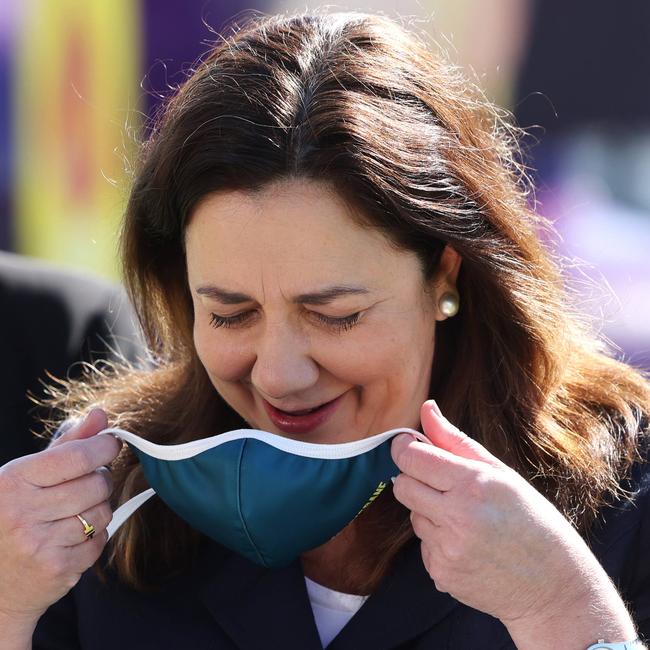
top-left (34, 449), bottom-right (650, 649)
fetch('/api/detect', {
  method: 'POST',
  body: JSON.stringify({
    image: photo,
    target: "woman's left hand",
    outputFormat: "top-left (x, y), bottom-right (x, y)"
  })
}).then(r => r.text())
top-left (390, 400), bottom-right (607, 628)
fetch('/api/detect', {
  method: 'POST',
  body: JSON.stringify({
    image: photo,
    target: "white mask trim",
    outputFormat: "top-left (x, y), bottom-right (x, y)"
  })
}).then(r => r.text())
top-left (100, 426), bottom-right (426, 461)
top-left (107, 487), bottom-right (156, 540)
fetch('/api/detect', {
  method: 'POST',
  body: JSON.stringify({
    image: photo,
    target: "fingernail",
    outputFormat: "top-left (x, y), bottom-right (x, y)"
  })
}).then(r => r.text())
top-left (391, 434), bottom-right (412, 464)
top-left (84, 408), bottom-right (100, 423)
top-left (390, 476), bottom-right (397, 484)
top-left (394, 433), bottom-right (413, 448)
top-left (429, 400), bottom-right (443, 417)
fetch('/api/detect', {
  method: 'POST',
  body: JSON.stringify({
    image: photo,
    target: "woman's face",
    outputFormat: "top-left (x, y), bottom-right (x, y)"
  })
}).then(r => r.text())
top-left (185, 179), bottom-right (461, 444)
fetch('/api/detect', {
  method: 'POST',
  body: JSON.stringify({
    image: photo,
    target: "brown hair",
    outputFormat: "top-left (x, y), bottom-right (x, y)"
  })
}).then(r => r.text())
top-left (47, 11), bottom-right (650, 593)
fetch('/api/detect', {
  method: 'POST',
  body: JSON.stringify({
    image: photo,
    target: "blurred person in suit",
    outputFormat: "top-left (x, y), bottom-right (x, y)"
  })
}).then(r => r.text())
top-left (0, 251), bottom-right (142, 465)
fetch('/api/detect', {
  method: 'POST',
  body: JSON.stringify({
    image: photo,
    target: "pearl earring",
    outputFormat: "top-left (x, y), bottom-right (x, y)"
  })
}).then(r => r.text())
top-left (438, 291), bottom-right (460, 318)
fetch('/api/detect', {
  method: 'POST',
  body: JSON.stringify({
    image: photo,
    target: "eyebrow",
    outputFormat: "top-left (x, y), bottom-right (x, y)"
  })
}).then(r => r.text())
top-left (195, 284), bottom-right (371, 306)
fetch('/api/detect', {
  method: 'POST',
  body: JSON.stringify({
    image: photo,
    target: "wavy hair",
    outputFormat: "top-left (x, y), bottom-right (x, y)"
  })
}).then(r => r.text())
top-left (47, 11), bottom-right (650, 593)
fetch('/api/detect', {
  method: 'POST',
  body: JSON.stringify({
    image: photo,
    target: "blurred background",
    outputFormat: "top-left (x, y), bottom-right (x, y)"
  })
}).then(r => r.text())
top-left (1, 0), bottom-right (648, 369)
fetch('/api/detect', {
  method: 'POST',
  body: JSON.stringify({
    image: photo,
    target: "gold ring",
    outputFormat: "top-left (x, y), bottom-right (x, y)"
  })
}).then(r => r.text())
top-left (75, 514), bottom-right (96, 540)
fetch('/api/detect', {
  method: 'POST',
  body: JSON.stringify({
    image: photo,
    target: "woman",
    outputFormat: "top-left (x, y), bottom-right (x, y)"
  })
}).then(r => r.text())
top-left (1, 11), bottom-right (649, 649)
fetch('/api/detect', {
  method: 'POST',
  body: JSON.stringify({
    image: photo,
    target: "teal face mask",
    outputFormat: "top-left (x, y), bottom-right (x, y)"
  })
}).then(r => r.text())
top-left (103, 427), bottom-right (426, 568)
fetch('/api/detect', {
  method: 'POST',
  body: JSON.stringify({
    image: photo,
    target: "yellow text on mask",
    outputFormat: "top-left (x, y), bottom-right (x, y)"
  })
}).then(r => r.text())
top-left (353, 481), bottom-right (388, 520)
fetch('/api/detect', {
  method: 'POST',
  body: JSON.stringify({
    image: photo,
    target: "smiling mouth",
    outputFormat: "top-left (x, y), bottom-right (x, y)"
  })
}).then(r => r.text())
top-left (277, 403), bottom-right (329, 416)
top-left (262, 394), bottom-right (345, 434)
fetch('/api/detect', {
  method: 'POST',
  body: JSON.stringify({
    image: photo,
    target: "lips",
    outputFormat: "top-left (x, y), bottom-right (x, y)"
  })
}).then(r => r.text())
top-left (262, 394), bottom-right (344, 434)
top-left (280, 405), bottom-right (320, 416)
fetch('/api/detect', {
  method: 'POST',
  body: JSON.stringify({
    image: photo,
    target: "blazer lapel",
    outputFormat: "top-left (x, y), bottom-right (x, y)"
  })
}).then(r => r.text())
top-left (198, 537), bottom-right (457, 650)
top-left (328, 538), bottom-right (459, 650)
top-left (199, 543), bottom-right (322, 650)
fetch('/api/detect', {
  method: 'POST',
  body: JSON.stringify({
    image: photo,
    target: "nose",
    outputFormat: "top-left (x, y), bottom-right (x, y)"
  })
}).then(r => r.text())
top-left (250, 318), bottom-right (319, 399)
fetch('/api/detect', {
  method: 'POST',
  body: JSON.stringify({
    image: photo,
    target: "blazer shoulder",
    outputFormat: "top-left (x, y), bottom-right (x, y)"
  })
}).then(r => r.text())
top-left (0, 252), bottom-right (142, 364)
top-left (585, 424), bottom-right (650, 638)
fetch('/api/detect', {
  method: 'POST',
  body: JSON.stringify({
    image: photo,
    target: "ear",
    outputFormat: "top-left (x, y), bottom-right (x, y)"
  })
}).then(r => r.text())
top-left (430, 245), bottom-right (462, 321)
top-left (438, 244), bottom-right (462, 286)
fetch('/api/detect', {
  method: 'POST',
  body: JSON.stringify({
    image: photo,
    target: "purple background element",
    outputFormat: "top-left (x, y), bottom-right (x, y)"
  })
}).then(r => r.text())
top-left (0, 1), bottom-right (22, 251)
top-left (141, 0), bottom-right (262, 125)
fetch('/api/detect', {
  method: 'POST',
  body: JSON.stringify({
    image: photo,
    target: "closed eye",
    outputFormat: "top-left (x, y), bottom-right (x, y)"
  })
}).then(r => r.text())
top-left (310, 311), bottom-right (361, 332)
top-left (208, 310), bottom-right (362, 333)
top-left (209, 312), bottom-right (251, 329)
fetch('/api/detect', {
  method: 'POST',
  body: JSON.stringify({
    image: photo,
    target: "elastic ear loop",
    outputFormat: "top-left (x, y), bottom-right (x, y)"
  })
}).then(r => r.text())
top-left (107, 487), bottom-right (156, 540)
top-left (104, 427), bottom-right (430, 540)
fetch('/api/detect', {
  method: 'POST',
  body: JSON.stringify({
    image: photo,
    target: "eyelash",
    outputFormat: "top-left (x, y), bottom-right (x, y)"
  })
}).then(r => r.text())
top-left (208, 310), bottom-right (362, 333)
top-left (209, 312), bottom-right (250, 329)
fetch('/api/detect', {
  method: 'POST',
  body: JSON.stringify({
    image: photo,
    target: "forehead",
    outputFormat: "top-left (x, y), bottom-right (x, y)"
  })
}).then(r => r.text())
top-left (184, 179), bottom-right (421, 290)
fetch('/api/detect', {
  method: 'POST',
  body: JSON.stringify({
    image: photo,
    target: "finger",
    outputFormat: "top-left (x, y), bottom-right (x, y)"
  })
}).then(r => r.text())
top-left (22, 434), bottom-right (121, 487)
top-left (48, 501), bottom-right (114, 546)
top-left (62, 529), bottom-right (109, 574)
top-left (419, 540), bottom-right (452, 596)
top-left (410, 511), bottom-right (441, 540)
top-left (49, 408), bottom-right (108, 449)
top-left (35, 468), bottom-right (113, 521)
top-left (391, 433), bottom-right (479, 491)
top-left (420, 400), bottom-right (501, 467)
top-left (392, 472), bottom-right (446, 520)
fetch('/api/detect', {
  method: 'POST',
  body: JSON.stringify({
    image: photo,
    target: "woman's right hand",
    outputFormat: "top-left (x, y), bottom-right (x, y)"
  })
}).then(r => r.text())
top-left (0, 408), bottom-right (121, 627)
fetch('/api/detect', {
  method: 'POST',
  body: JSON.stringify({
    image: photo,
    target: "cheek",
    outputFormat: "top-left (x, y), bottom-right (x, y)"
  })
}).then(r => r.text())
top-left (352, 321), bottom-right (435, 407)
top-left (326, 325), bottom-right (428, 384)
top-left (194, 323), bottom-right (254, 382)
